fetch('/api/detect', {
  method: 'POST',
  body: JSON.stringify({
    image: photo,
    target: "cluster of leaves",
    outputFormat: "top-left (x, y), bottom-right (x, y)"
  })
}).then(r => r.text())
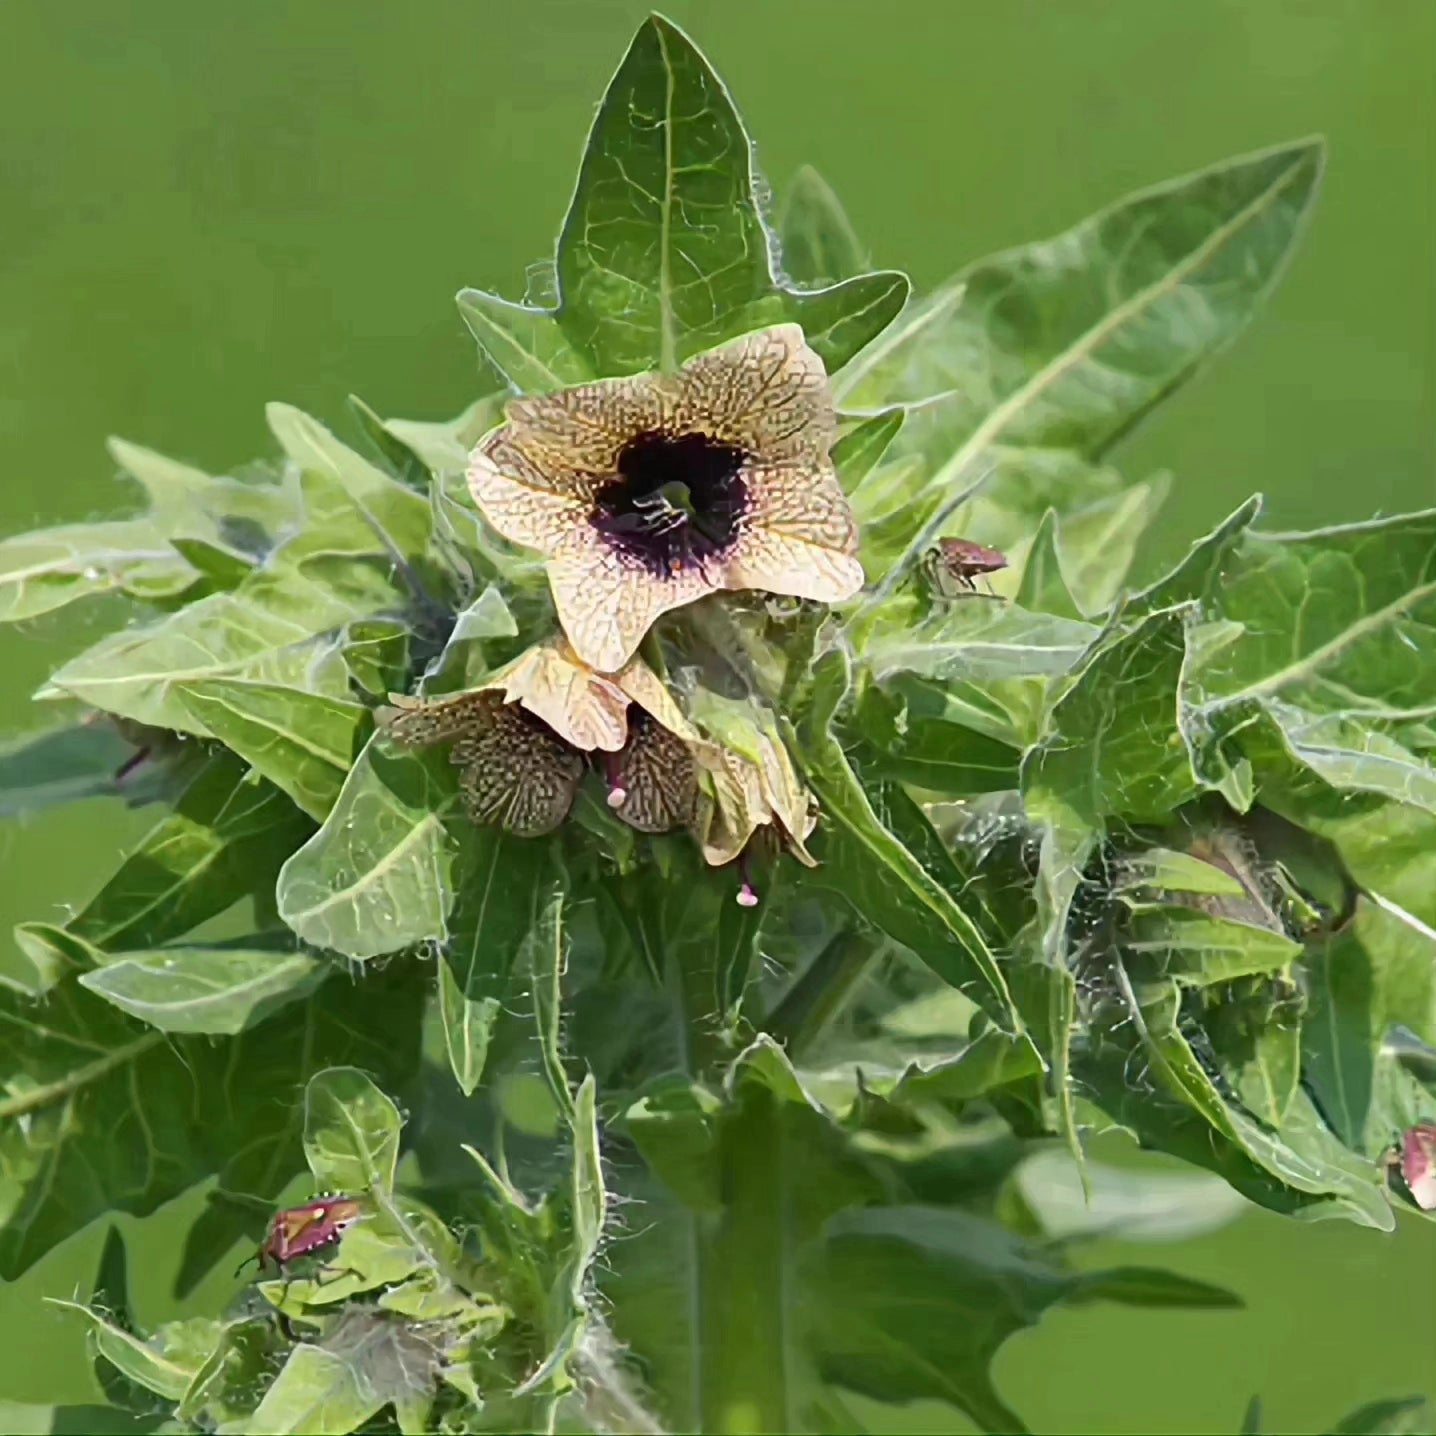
top-left (1, 13), bottom-right (1432, 1436)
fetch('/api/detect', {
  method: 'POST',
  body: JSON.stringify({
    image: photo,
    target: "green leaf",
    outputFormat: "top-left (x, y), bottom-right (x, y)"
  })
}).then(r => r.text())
top-left (1184, 509), bottom-right (1436, 814)
top-left (0, 959), bottom-right (423, 1282)
top-left (791, 653), bottom-right (1017, 1026)
top-left (849, 681), bottom-right (1020, 796)
top-left (1302, 899), bottom-right (1436, 1157)
top-left (1057, 476), bottom-right (1171, 617)
top-left (108, 435), bottom-right (303, 555)
top-left (779, 165), bottom-right (870, 287)
top-left (838, 138), bottom-right (1325, 473)
top-left (802, 1205), bottom-right (1238, 1433)
top-left (1329, 1397), bottom-right (1431, 1435)
top-left (527, 887), bottom-right (572, 1121)
top-left (436, 961), bottom-right (496, 1100)
top-left (1089, 967), bottom-right (1392, 1228)
top-left (265, 403), bottom-right (435, 566)
top-left (68, 751), bottom-right (312, 952)
top-left (464, 17), bottom-right (908, 385)
top-left (1013, 1148), bottom-right (1247, 1243)
top-left (243, 1343), bottom-right (389, 1436)
top-left (175, 679), bottom-right (371, 820)
top-left (1129, 495), bottom-right (1263, 616)
top-left (175, 1316), bottom-right (289, 1428)
top-left (612, 1037), bottom-right (884, 1433)
top-left (438, 827), bottom-right (552, 1095)
top-left (303, 1066), bottom-right (403, 1194)
top-left (1014, 509), bottom-right (1082, 620)
top-left (1023, 606), bottom-right (1197, 835)
top-left (0, 722), bottom-right (152, 818)
top-left (277, 737), bottom-right (455, 960)
top-left (77, 946), bottom-right (322, 1034)
top-left (42, 457), bottom-right (416, 734)
top-left (833, 410), bottom-right (904, 494)
top-left (866, 601), bottom-right (1099, 686)
top-left (1123, 905), bottom-right (1302, 986)
top-left (43, 591), bottom-right (358, 735)
top-left (0, 521), bottom-right (197, 623)
top-left (48, 1300), bottom-right (198, 1402)
top-left (456, 288), bottom-right (592, 394)
top-left (371, 395), bottom-right (506, 480)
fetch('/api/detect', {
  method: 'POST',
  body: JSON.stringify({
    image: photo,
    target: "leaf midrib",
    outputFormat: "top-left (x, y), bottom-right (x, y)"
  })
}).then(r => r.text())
top-left (923, 149), bottom-right (1315, 490)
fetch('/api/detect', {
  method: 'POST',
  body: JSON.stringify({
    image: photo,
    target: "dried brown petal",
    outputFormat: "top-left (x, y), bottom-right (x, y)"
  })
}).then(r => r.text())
top-left (384, 690), bottom-right (581, 838)
top-left (450, 697), bottom-right (583, 837)
top-left (380, 691), bottom-right (492, 748)
top-left (609, 710), bottom-right (698, 834)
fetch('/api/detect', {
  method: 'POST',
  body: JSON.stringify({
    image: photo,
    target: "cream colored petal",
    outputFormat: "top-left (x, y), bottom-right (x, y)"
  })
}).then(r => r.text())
top-left (547, 532), bottom-right (720, 674)
top-left (611, 659), bottom-right (702, 744)
top-left (689, 742), bottom-right (770, 867)
top-left (505, 372), bottom-right (669, 476)
top-left (669, 325), bottom-right (837, 462)
top-left (484, 638), bottom-right (631, 753)
top-left (723, 460), bottom-right (863, 603)
top-left (467, 429), bottom-right (593, 557)
top-left (753, 732), bottom-right (819, 867)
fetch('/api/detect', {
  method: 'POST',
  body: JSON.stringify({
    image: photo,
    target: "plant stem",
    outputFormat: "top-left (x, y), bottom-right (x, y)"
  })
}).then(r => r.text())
top-left (764, 928), bottom-right (880, 1060)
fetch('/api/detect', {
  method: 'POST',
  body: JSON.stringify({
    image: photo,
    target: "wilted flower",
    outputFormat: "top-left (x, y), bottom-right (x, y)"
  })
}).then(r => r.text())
top-left (605, 710), bottom-right (700, 834)
top-left (691, 730), bottom-right (817, 871)
top-left (467, 324), bottom-right (864, 673)
top-left (382, 689), bottom-right (584, 837)
top-left (381, 637), bottom-right (701, 837)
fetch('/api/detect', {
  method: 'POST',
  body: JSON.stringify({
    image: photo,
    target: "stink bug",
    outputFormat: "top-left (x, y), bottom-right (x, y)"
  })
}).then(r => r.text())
top-left (237, 1195), bottom-right (367, 1338)
top-left (1393, 1124), bottom-right (1436, 1211)
top-left (923, 537), bottom-right (1009, 599)
top-left (236, 1195), bottom-right (366, 1282)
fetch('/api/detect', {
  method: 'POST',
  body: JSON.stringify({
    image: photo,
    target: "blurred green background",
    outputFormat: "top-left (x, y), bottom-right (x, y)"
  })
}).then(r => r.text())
top-left (1, 1), bottom-right (1432, 1430)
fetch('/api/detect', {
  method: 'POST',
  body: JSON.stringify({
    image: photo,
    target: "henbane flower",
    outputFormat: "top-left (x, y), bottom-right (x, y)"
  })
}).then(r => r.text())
top-left (382, 689), bottom-right (583, 837)
top-left (380, 636), bottom-right (700, 836)
top-left (467, 324), bottom-right (864, 673)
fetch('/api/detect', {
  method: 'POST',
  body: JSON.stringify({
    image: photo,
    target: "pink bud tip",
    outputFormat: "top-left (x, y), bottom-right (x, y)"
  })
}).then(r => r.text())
top-left (606, 785), bottom-right (627, 809)
top-left (737, 883), bottom-right (760, 908)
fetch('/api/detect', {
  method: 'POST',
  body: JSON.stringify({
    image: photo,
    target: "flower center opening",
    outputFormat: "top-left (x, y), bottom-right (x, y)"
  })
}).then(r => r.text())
top-left (592, 430), bottom-right (748, 576)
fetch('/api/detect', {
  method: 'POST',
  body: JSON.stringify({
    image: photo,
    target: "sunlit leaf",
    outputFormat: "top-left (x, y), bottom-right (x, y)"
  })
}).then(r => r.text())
top-left (838, 139), bottom-right (1325, 484)
top-left (1184, 509), bottom-right (1436, 814)
top-left (1023, 606), bottom-right (1197, 836)
top-left (265, 403), bottom-right (435, 566)
top-left (1013, 509), bottom-right (1082, 620)
top-left (48, 1300), bottom-right (198, 1402)
top-left (175, 678), bottom-right (371, 820)
top-left (866, 602), bottom-right (1099, 686)
top-left (277, 738), bottom-right (455, 960)
top-left (0, 521), bottom-right (197, 624)
top-left (461, 17), bottom-right (908, 385)
top-left (77, 946), bottom-right (322, 1035)
top-left (303, 1066), bottom-right (403, 1194)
